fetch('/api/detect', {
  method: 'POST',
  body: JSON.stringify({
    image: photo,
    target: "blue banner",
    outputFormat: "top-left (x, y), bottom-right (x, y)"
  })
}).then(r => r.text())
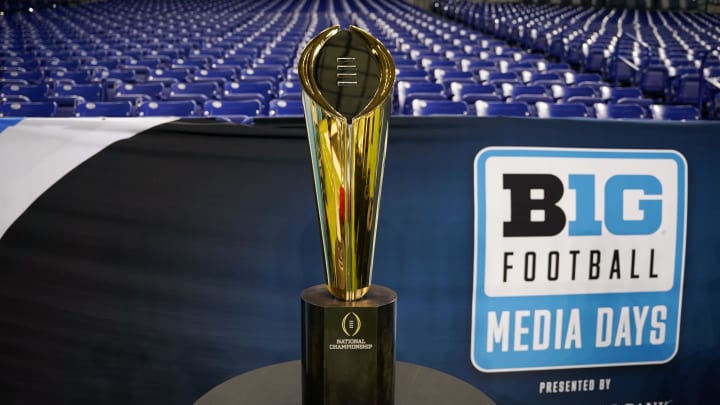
top-left (0, 117), bottom-right (718, 404)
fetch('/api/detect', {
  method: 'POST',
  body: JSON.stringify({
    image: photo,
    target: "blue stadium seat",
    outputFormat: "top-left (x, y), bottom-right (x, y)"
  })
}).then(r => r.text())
top-left (640, 65), bottom-right (670, 101)
top-left (1, 101), bottom-right (57, 117)
top-left (269, 99), bottom-right (303, 116)
top-left (435, 70), bottom-right (475, 86)
top-left (1, 83), bottom-right (49, 101)
top-left (516, 54), bottom-right (545, 64)
top-left (594, 103), bottom-right (646, 120)
top-left (146, 68), bottom-right (190, 85)
top-left (616, 97), bottom-right (654, 110)
top-left (0, 78), bottom-right (30, 88)
top-left (411, 99), bottom-right (468, 116)
top-left (103, 69), bottom-right (137, 84)
top-left (172, 57), bottom-right (208, 71)
top-left (240, 66), bottom-right (284, 82)
top-left (450, 83), bottom-right (500, 103)
top-left (395, 59), bottom-right (419, 70)
top-left (2, 70), bottom-right (43, 84)
top-left (47, 69), bottom-right (92, 84)
top-left (224, 81), bottom-right (274, 101)
top-left (74, 101), bottom-right (134, 117)
top-left (671, 74), bottom-right (701, 105)
top-left (395, 69), bottom-right (430, 82)
top-left (540, 62), bottom-right (572, 74)
top-left (599, 86), bottom-right (643, 102)
top-left (113, 82), bottom-right (165, 102)
top-left (2, 95), bottom-right (31, 103)
top-left (552, 85), bottom-right (596, 101)
top-left (421, 58), bottom-right (457, 72)
top-left (536, 101), bottom-right (589, 118)
top-left (582, 47), bottom-right (606, 74)
top-left (403, 93), bottom-right (448, 115)
top-left (564, 72), bottom-right (603, 86)
top-left (607, 57), bottom-right (637, 85)
top-left (513, 94), bottom-right (554, 104)
top-left (503, 62), bottom-right (536, 75)
top-left (649, 105), bottom-right (700, 121)
top-left (278, 81), bottom-right (301, 99)
top-left (203, 99), bottom-right (263, 117)
top-left (397, 81), bottom-right (445, 114)
top-left (528, 72), bottom-right (564, 87)
top-left (284, 67), bottom-right (300, 82)
top-left (254, 55), bottom-right (291, 68)
top-left (508, 85), bottom-right (548, 102)
top-left (475, 101), bottom-right (531, 117)
top-left (52, 82), bottom-right (103, 103)
top-left (168, 82), bottom-right (220, 103)
top-left (485, 72), bottom-right (522, 86)
top-left (137, 100), bottom-right (198, 117)
top-left (192, 68), bottom-right (237, 85)
top-left (566, 96), bottom-right (605, 106)
top-left (461, 60), bottom-right (496, 73)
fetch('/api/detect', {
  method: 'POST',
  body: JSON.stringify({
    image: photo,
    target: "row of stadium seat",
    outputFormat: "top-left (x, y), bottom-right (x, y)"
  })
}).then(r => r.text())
top-left (1, 0), bottom-right (716, 119)
top-left (0, 98), bottom-right (302, 118)
top-left (436, 1), bottom-right (720, 118)
top-left (0, 99), bottom-right (700, 121)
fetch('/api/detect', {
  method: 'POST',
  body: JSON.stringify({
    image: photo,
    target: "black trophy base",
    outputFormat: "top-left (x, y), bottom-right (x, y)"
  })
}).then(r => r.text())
top-left (301, 284), bottom-right (397, 405)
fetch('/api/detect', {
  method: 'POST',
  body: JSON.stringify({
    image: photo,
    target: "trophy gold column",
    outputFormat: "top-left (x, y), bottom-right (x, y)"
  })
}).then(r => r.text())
top-left (299, 25), bottom-right (394, 301)
top-left (299, 25), bottom-right (397, 405)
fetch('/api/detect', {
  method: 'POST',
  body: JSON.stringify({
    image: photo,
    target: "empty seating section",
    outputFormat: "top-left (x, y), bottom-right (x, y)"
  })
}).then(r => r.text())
top-left (0, 0), bottom-right (717, 119)
top-left (440, 0), bottom-right (720, 119)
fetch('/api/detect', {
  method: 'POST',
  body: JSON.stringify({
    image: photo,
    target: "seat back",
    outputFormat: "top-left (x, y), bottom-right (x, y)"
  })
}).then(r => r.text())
top-left (278, 81), bottom-right (301, 99)
top-left (640, 65), bottom-right (669, 95)
top-left (451, 83), bottom-right (496, 101)
top-left (172, 81), bottom-right (219, 95)
top-left (137, 100), bottom-right (197, 117)
top-left (600, 86), bottom-right (643, 101)
top-left (553, 85), bottom-right (596, 101)
top-left (48, 70), bottom-right (92, 84)
top-left (411, 99), bottom-right (468, 116)
top-left (566, 96), bottom-right (604, 106)
top-left (673, 74), bottom-right (701, 105)
top-left (75, 101), bottom-right (134, 117)
top-left (475, 101), bottom-right (531, 117)
top-left (650, 104), bottom-right (700, 121)
top-left (116, 82), bottom-right (165, 100)
top-left (594, 103), bottom-right (646, 120)
top-left (397, 81), bottom-right (445, 112)
top-left (1, 83), bottom-right (48, 101)
top-left (2, 70), bottom-right (44, 84)
top-left (510, 85), bottom-right (547, 98)
top-left (204, 99), bottom-right (263, 116)
top-left (268, 99), bottom-right (303, 116)
top-left (1, 101), bottom-right (57, 117)
top-left (536, 101), bottom-right (589, 118)
top-left (54, 83), bottom-right (103, 102)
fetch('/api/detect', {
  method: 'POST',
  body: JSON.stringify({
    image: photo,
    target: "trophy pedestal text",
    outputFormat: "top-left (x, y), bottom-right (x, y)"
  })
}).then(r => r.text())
top-left (301, 284), bottom-right (396, 405)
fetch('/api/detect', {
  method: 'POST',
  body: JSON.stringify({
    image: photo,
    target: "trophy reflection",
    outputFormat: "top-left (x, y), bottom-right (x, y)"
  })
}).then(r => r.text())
top-left (299, 25), bottom-right (397, 405)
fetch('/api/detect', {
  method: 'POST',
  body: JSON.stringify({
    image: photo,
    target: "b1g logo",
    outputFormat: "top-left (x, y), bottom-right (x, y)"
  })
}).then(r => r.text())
top-left (471, 147), bottom-right (687, 372)
top-left (504, 173), bottom-right (663, 237)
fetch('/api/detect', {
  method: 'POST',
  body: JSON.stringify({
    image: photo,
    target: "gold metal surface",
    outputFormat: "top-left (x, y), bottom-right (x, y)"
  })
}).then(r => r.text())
top-left (299, 25), bottom-right (395, 301)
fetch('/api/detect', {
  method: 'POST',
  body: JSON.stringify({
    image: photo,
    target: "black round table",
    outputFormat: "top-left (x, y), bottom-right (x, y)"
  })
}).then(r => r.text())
top-left (195, 360), bottom-right (495, 405)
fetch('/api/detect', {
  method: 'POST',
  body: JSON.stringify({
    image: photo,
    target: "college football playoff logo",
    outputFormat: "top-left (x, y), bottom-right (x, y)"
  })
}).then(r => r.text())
top-left (341, 312), bottom-right (362, 337)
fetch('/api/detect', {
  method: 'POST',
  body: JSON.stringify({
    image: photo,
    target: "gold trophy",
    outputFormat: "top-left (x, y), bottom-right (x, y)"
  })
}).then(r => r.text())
top-left (299, 25), bottom-right (397, 405)
top-left (299, 25), bottom-right (395, 301)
